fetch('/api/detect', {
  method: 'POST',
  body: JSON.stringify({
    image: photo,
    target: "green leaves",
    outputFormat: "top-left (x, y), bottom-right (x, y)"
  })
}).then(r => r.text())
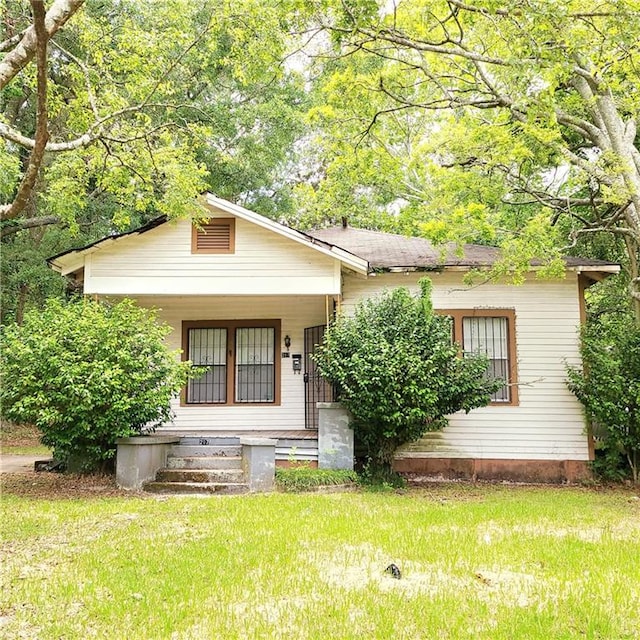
top-left (0, 298), bottom-right (195, 471)
top-left (313, 278), bottom-right (501, 474)
top-left (294, 0), bottom-right (639, 309)
top-left (567, 315), bottom-right (640, 483)
top-left (2, 0), bottom-right (307, 226)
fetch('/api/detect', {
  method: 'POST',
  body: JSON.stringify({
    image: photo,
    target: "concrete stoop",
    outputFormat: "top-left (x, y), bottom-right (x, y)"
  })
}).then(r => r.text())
top-left (143, 481), bottom-right (249, 495)
top-left (143, 440), bottom-right (250, 495)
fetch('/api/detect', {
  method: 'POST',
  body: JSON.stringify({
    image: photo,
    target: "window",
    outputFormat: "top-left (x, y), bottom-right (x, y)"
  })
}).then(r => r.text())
top-left (191, 218), bottom-right (235, 254)
top-left (183, 320), bottom-right (280, 405)
top-left (441, 309), bottom-right (518, 405)
top-left (235, 327), bottom-right (275, 403)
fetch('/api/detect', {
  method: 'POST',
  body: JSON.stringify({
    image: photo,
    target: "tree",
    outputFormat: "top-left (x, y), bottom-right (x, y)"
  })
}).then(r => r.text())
top-left (1, 0), bottom-right (306, 322)
top-left (0, 298), bottom-right (194, 471)
top-left (567, 314), bottom-right (640, 483)
top-left (295, 0), bottom-right (640, 319)
top-left (313, 278), bottom-right (501, 479)
top-left (1, 0), bottom-right (306, 236)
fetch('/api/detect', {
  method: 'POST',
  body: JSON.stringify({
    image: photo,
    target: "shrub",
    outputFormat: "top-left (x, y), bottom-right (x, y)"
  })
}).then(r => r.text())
top-left (590, 446), bottom-right (630, 483)
top-left (313, 278), bottom-right (502, 480)
top-left (0, 298), bottom-right (193, 471)
top-left (567, 316), bottom-right (640, 484)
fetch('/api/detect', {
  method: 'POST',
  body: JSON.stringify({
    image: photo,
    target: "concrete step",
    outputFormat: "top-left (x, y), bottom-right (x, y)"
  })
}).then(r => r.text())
top-left (144, 481), bottom-right (249, 495)
top-left (169, 445), bottom-right (241, 457)
top-left (166, 455), bottom-right (242, 470)
top-left (156, 468), bottom-right (244, 484)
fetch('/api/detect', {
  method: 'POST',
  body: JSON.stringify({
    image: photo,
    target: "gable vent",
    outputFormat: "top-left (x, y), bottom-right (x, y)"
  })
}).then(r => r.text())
top-left (192, 218), bottom-right (235, 254)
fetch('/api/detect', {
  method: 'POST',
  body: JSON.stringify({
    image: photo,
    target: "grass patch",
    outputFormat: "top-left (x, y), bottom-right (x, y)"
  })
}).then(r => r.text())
top-left (1, 444), bottom-right (51, 455)
top-left (276, 467), bottom-right (358, 491)
top-left (1, 485), bottom-right (639, 639)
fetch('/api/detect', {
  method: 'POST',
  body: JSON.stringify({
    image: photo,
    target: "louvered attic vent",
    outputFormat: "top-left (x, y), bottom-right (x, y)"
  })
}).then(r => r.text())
top-left (192, 218), bottom-right (235, 253)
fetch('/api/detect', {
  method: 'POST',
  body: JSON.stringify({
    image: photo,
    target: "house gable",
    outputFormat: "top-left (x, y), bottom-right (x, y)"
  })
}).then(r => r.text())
top-left (83, 215), bottom-right (341, 296)
top-left (51, 197), bottom-right (367, 297)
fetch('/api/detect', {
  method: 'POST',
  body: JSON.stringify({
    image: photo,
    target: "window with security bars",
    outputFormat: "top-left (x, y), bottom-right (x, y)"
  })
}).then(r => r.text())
top-left (438, 309), bottom-right (518, 405)
top-left (183, 321), bottom-right (279, 405)
top-left (235, 327), bottom-right (275, 402)
top-left (462, 316), bottom-right (510, 402)
top-left (187, 328), bottom-right (227, 403)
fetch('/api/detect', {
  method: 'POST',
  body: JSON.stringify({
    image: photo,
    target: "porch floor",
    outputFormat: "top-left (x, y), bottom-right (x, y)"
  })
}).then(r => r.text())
top-left (158, 430), bottom-right (318, 440)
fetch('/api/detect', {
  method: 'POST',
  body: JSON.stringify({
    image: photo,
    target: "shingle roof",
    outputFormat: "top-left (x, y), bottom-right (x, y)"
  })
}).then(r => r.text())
top-left (307, 226), bottom-right (618, 270)
top-left (47, 197), bottom-right (619, 277)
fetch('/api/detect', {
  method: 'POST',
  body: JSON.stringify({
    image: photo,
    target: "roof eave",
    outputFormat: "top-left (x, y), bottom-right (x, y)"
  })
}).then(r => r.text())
top-left (368, 264), bottom-right (621, 277)
top-left (571, 264), bottom-right (620, 274)
top-left (47, 215), bottom-right (169, 273)
top-left (204, 194), bottom-right (369, 274)
top-left (573, 264), bottom-right (621, 283)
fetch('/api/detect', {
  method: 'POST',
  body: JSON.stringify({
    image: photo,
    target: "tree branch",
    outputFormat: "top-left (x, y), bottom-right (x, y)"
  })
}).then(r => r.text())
top-left (446, 0), bottom-right (510, 17)
top-left (0, 0), bottom-right (85, 91)
top-left (50, 40), bottom-right (98, 118)
top-left (569, 225), bottom-right (639, 241)
top-left (0, 215), bottom-right (61, 238)
top-left (0, 30), bottom-right (27, 53)
top-left (326, 22), bottom-right (511, 66)
top-left (554, 108), bottom-right (607, 148)
top-left (0, 103), bottom-right (205, 152)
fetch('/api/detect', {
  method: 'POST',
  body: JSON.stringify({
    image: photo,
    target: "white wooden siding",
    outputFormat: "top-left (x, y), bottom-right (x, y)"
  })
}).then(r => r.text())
top-left (137, 295), bottom-right (330, 432)
top-left (342, 272), bottom-right (588, 461)
top-left (85, 210), bottom-right (341, 295)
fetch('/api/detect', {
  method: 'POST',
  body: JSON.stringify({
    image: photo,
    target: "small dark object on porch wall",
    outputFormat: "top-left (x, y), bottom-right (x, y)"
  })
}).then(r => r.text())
top-left (385, 563), bottom-right (402, 579)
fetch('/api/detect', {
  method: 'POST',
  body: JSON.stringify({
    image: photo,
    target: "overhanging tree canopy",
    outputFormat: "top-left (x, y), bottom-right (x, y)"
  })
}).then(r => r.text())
top-left (1, 0), bottom-right (305, 235)
top-left (296, 0), bottom-right (640, 319)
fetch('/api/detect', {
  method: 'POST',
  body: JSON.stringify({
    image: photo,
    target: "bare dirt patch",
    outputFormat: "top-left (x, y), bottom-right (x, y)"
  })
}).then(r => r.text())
top-left (1, 472), bottom-right (132, 500)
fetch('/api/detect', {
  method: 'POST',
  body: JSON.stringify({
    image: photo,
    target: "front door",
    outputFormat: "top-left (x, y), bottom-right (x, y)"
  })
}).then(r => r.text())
top-left (303, 325), bottom-right (335, 429)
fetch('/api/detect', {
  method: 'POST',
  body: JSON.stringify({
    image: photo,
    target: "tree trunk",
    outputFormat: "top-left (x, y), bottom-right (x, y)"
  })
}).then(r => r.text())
top-left (0, 0), bottom-right (85, 91)
top-left (625, 236), bottom-right (640, 326)
top-left (15, 284), bottom-right (29, 325)
top-left (365, 439), bottom-right (401, 482)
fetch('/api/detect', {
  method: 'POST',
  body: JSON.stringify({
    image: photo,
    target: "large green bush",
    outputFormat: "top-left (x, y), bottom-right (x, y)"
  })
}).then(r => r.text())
top-left (567, 316), bottom-right (640, 483)
top-left (313, 278), bottom-right (502, 478)
top-left (0, 298), bottom-right (193, 471)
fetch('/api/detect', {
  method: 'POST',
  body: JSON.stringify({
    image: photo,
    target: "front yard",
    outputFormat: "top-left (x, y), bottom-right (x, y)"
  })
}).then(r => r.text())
top-left (0, 422), bottom-right (50, 456)
top-left (1, 479), bottom-right (638, 639)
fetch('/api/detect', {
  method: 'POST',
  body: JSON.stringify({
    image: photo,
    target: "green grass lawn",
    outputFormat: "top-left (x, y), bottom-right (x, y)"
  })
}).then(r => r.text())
top-left (1, 485), bottom-right (639, 639)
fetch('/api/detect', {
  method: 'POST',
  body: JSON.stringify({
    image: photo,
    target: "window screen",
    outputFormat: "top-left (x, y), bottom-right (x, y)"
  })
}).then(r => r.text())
top-left (187, 328), bottom-right (227, 403)
top-left (462, 316), bottom-right (510, 402)
top-left (235, 327), bottom-right (275, 403)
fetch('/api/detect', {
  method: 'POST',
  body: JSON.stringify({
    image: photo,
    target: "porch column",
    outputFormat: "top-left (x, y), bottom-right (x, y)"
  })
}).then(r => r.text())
top-left (318, 402), bottom-right (354, 470)
top-left (115, 435), bottom-right (180, 490)
top-left (240, 437), bottom-right (277, 492)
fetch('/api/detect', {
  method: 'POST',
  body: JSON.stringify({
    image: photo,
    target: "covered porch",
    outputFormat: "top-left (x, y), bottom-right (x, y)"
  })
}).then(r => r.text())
top-left (135, 294), bottom-right (337, 435)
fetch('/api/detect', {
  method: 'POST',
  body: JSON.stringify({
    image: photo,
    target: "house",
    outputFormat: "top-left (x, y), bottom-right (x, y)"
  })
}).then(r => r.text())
top-left (48, 193), bottom-right (619, 483)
